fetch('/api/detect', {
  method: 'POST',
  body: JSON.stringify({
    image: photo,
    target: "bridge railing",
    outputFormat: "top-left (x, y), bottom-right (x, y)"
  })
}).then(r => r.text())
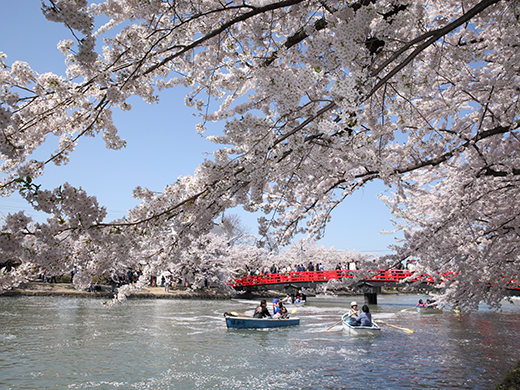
top-left (230, 270), bottom-right (520, 290)
top-left (229, 269), bottom-right (437, 288)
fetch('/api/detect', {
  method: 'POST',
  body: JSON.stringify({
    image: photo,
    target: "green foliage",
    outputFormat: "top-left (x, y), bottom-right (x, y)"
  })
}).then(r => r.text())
top-left (496, 360), bottom-right (520, 390)
top-left (16, 175), bottom-right (41, 196)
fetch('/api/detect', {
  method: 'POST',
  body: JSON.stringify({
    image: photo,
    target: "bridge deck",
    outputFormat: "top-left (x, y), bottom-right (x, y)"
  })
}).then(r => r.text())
top-left (230, 269), bottom-right (438, 288)
top-left (230, 269), bottom-right (519, 291)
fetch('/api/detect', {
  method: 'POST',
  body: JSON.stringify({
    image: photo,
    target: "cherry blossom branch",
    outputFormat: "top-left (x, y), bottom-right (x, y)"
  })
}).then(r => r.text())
top-left (143, 0), bottom-right (307, 76)
top-left (368, 0), bottom-right (502, 93)
top-left (269, 0), bottom-right (503, 148)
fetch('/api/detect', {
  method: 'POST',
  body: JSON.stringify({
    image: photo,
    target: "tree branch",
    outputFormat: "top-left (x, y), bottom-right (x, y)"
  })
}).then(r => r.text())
top-left (143, 0), bottom-right (306, 76)
top-left (368, 0), bottom-right (501, 98)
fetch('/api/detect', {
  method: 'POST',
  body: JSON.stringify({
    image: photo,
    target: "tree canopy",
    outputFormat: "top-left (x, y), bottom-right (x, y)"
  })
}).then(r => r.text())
top-left (1, 0), bottom-right (519, 310)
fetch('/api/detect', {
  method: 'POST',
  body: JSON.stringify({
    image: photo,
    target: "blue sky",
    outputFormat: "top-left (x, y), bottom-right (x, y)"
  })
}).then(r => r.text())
top-left (0, 1), bottom-right (402, 254)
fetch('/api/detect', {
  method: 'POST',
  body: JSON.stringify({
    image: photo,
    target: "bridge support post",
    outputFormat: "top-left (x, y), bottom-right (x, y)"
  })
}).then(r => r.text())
top-left (364, 292), bottom-right (378, 305)
top-left (358, 283), bottom-right (381, 305)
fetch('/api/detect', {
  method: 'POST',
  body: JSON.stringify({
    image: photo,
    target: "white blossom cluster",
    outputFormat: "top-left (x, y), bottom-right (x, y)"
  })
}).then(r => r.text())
top-left (1, 0), bottom-right (519, 310)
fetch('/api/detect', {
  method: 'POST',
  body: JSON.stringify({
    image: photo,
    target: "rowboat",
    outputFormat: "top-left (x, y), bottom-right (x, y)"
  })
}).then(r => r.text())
top-left (225, 314), bottom-right (300, 329)
top-left (341, 313), bottom-right (381, 335)
top-left (417, 306), bottom-right (443, 314)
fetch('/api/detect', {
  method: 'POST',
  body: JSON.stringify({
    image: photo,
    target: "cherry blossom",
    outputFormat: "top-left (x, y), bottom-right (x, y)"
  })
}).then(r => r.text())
top-left (1, 0), bottom-right (518, 310)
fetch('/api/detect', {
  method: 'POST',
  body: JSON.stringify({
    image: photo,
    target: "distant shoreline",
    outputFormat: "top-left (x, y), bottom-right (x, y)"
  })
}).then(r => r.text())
top-left (1, 282), bottom-right (425, 301)
top-left (1, 282), bottom-right (233, 300)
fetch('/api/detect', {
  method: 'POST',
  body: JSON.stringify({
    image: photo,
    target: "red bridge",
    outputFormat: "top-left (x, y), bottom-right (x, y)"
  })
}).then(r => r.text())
top-left (230, 269), bottom-right (519, 303)
top-left (231, 269), bottom-right (437, 288)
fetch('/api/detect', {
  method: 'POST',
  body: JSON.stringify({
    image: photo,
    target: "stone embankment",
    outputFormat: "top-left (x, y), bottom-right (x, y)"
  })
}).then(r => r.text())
top-left (1, 282), bottom-right (233, 300)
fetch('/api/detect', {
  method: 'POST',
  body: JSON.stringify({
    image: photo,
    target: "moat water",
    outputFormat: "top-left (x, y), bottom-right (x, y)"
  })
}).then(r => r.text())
top-left (0, 294), bottom-right (518, 389)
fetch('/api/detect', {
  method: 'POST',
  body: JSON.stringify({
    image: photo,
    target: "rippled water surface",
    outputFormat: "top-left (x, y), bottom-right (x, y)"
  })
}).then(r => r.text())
top-left (0, 294), bottom-right (519, 389)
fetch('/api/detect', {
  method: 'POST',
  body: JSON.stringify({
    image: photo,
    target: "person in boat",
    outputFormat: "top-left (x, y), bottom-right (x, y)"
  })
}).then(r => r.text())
top-left (346, 301), bottom-right (359, 325)
top-left (282, 294), bottom-right (293, 304)
top-left (272, 296), bottom-right (280, 311)
top-left (353, 305), bottom-right (372, 327)
top-left (273, 302), bottom-right (290, 319)
top-left (273, 300), bottom-right (285, 317)
top-left (253, 299), bottom-right (272, 318)
top-left (426, 299), bottom-right (438, 308)
top-left (417, 299), bottom-right (426, 308)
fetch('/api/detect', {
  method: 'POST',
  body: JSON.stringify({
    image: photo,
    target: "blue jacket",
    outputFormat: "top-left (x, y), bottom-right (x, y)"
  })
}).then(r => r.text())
top-left (355, 312), bottom-right (372, 327)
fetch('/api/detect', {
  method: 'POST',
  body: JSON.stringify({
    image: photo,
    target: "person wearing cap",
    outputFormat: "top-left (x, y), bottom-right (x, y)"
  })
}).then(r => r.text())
top-left (346, 301), bottom-right (359, 325)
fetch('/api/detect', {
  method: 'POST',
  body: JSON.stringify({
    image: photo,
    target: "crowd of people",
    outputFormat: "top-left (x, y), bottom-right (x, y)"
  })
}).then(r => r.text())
top-left (247, 261), bottom-right (359, 276)
top-left (37, 258), bottom-right (368, 293)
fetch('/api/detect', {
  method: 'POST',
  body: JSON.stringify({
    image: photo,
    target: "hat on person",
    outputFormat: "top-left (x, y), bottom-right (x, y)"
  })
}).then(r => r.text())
top-left (351, 301), bottom-right (358, 307)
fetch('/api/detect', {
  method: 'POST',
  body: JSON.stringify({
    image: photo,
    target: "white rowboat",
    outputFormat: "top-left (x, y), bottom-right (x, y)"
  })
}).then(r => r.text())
top-left (341, 313), bottom-right (381, 335)
top-left (417, 306), bottom-right (443, 314)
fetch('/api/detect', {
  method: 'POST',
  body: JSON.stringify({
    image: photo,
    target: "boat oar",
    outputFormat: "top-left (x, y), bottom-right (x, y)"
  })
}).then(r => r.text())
top-left (290, 308), bottom-right (297, 314)
top-left (376, 321), bottom-right (414, 334)
top-left (326, 312), bottom-right (355, 331)
top-left (229, 311), bottom-right (251, 317)
top-left (400, 307), bottom-right (416, 312)
top-left (326, 319), bottom-right (343, 331)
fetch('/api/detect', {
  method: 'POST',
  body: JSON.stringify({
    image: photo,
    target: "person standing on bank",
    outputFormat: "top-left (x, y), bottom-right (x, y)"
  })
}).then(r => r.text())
top-left (164, 275), bottom-right (171, 293)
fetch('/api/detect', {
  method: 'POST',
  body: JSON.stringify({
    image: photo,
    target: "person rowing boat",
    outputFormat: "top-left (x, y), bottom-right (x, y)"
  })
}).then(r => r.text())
top-left (426, 299), bottom-right (438, 308)
top-left (345, 301), bottom-right (359, 326)
top-left (253, 299), bottom-right (272, 318)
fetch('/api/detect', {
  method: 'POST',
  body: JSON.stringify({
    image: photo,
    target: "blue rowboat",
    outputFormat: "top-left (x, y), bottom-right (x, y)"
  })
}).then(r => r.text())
top-left (225, 315), bottom-right (300, 329)
top-left (341, 313), bottom-right (381, 335)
